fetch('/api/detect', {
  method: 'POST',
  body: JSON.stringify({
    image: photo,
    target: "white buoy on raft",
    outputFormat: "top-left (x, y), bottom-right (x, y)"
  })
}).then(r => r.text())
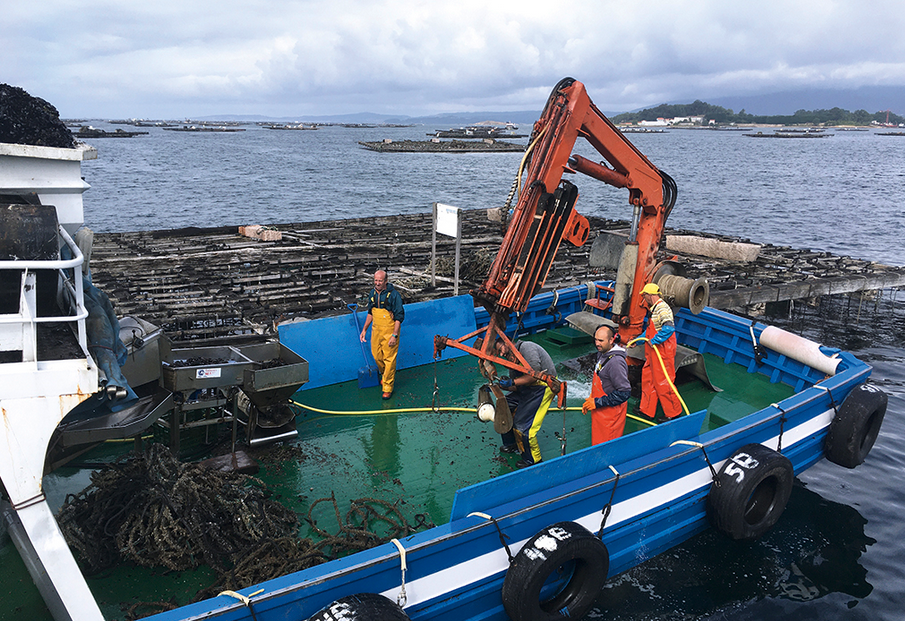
top-left (759, 326), bottom-right (841, 375)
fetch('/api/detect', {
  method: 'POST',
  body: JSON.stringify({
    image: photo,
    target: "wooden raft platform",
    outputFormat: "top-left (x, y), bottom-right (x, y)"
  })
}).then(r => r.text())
top-left (358, 139), bottom-right (526, 153)
top-left (87, 210), bottom-right (905, 343)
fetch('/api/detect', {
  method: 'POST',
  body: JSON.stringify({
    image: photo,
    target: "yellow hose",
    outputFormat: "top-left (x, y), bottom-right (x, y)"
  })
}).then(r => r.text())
top-left (291, 400), bottom-right (476, 416)
top-left (291, 401), bottom-right (655, 427)
top-left (626, 336), bottom-right (691, 417)
top-left (516, 123), bottom-right (549, 197)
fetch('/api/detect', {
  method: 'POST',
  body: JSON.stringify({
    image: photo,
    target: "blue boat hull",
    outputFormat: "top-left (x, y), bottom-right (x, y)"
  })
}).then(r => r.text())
top-left (149, 293), bottom-right (874, 621)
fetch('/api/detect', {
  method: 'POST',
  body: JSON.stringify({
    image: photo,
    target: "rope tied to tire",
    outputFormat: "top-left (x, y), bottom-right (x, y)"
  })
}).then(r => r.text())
top-left (671, 440), bottom-right (720, 487)
top-left (812, 384), bottom-right (839, 416)
top-left (596, 465), bottom-right (620, 538)
top-left (500, 519), bottom-right (609, 621)
top-left (390, 538), bottom-right (408, 606)
top-left (770, 403), bottom-right (789, 453)
top-left (707, 443), bottom-right (794, 540)
top-left (467, 512), bottom-right (514, 563)
top-left (218, 588), bottom-right (264, 621)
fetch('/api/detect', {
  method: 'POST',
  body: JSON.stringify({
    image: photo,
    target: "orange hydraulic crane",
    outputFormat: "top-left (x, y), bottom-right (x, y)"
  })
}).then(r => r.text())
top-left (433, 78), bottom-right (679, 405)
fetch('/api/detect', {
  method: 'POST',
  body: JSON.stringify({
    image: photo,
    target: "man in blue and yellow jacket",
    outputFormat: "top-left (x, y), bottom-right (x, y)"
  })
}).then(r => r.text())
top-left (638, 282), bottom-right (683, 421)
top-left (360, 270), bottom-right (405, 399)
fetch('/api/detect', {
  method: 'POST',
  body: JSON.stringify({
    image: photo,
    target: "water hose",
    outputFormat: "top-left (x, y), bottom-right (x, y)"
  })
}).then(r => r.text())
top-left (291, 400), bottom-right (656, 427)
top-left (516, 123), bottom-right (549, 197)
top-left (292, 400), bottom-right (475, 416)
top-left (626, 336), bottom-right (691, 417)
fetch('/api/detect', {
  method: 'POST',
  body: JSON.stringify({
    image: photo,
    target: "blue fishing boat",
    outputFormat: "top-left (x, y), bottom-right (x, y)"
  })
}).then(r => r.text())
top-left (0, 79), bottom-right (887, 621)
top-left (126, 286), bottom-right (879, 621)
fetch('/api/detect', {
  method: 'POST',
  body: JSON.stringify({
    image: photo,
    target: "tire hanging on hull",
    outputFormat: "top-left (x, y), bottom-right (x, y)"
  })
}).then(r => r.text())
top-left (707, 443), bottom-right (793, 540)
top-left (825, 382), bottom-right (887, 469)
top-left (306, 592), bottom-right (410, 621)
top-left (501, 521), bottom-right (609, 621)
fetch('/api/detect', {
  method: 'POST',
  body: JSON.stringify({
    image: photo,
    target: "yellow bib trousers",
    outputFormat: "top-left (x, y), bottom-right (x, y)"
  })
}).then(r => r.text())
top-left (370, 307), bottom-right (399, 393)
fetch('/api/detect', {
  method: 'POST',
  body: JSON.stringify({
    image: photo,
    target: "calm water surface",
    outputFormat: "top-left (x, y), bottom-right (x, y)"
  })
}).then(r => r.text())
top-left (75, 124), bottom-right (905, 620)
top-left (81, 124), bottom-right (905, 266)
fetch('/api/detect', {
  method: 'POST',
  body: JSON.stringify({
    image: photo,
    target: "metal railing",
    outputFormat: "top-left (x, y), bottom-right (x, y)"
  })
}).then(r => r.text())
top-left (0, 225), bottom-right (89, 362)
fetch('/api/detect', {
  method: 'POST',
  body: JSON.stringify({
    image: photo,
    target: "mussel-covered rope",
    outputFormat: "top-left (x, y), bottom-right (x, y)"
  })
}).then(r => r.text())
top-left (56, 443), bottom-right (434, 619)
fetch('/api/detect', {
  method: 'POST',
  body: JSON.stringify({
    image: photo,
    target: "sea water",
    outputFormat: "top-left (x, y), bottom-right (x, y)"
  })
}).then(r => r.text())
top-left (74, 123), bottom-right (905, 620)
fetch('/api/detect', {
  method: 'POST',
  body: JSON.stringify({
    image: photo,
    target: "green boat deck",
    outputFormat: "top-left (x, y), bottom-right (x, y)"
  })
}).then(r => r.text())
top-left (282, 330), bottom-right (794, 527)
top-left (2, 328), bottom-right (794, 620)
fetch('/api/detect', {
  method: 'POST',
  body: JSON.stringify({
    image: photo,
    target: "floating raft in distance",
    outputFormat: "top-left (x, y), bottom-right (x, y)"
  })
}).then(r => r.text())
top-left (74, 126), bottom-right (149, 138)
top-left (429, 127), bottom-right (528, 139)
top-left (619, 127), bottom-right (668, 133)
top-left (744, 131), bottom-right (832, 138)
top-left (358, 139), bottom-right (526, 153)
top-left (162, 126), bottom-right (246, 132)
top-left (265, 124), bottom-right (318, 130)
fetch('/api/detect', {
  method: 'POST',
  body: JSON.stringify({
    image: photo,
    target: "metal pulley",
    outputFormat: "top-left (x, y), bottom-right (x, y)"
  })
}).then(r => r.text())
top-left (656, 273), bottom-right (709, 314)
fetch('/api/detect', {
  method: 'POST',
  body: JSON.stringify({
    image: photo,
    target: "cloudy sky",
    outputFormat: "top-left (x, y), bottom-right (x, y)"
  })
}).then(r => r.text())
top-left (6, 0), bottom-right (905, 119)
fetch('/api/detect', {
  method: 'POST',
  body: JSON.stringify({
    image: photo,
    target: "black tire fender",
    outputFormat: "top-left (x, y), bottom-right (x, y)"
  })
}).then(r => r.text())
top-left (707, 443), bottom-right (793, 540)
top-left (306, 592), bottom-right (410, 621)
top-left (826, 382), bottom-right (887, 469)
top-left (501, 521), bottom-right (609, 621)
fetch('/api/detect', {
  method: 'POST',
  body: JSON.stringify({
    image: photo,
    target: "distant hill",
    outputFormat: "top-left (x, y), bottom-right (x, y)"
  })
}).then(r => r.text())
top-left (610, 99), bottom-right (903, 126)
top-left (708, 85), bottom-right (905, 117)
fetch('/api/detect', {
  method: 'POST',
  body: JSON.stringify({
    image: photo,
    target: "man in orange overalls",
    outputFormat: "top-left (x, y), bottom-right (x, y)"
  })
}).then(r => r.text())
top-left (359, 270), bottom-right (404, 399)
top-left (638, 282), bottom-right (683, 421)
top-left (582, 320), bottom-right (631, 444)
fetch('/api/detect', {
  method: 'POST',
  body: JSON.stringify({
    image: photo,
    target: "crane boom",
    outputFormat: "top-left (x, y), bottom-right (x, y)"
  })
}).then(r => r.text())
top-left (434, 77), bottom-right (678, 403)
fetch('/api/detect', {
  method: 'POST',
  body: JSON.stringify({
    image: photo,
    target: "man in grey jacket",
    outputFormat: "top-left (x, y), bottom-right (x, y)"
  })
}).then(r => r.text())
top-left (495, 339), bottom-right (557, 468)
top-left (582, 321), bottom-right (631, 444)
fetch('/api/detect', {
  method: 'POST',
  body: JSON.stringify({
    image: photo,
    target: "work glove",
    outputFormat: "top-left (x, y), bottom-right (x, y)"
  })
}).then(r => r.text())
top-left (498, 378), bottom-right (514, 390)
top-left (582, 396), bottom-right (597, 414)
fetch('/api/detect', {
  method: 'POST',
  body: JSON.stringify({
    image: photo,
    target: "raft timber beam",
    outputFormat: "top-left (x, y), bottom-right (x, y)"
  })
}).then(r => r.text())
top-left (709, 272), bottom-right (905, 309)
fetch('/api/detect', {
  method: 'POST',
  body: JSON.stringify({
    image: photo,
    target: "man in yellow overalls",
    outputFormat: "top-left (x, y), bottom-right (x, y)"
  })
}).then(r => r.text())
top-left (359, 270), bottom-right (405, 399)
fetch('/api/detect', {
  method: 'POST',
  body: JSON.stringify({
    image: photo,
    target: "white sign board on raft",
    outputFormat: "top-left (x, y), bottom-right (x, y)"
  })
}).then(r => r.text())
top-left (432, 202), bottom-right (462, 296)
top-left (435, 202), bottom-right (460, 238)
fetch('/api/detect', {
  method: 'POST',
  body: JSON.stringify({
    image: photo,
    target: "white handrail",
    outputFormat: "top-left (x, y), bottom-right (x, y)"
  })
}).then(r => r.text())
top-left (0, 225), bottom-right (89, 353)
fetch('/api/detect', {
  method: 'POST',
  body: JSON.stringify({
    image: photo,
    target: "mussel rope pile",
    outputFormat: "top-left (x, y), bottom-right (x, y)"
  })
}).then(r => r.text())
top-left (57, 442), bottom-right (299, 575)
top-left (56, 443), bottom-right (435, 618)
top-left (194, 493), bottom-right (434, 602)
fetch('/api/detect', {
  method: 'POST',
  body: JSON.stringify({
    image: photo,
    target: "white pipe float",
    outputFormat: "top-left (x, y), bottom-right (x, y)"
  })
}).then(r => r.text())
top-left (759, 326), bottom-right (841, 375)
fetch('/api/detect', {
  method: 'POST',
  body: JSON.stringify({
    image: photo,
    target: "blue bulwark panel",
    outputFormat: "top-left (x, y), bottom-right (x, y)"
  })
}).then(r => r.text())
top-left (449, 411), bottom-right (707, 521)
top-left (474, 282), bottom-right (604, 335)
top-left (278, 295), bottom-right (477, 389)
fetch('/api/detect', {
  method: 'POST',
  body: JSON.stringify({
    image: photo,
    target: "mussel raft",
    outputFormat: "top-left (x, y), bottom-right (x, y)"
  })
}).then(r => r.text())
top-left (358, 139), bottom-right (526, 152)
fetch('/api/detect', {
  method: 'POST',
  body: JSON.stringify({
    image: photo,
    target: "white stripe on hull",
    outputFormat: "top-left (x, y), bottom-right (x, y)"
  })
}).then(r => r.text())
top-left (384, 408), bottom-right (833, 609)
